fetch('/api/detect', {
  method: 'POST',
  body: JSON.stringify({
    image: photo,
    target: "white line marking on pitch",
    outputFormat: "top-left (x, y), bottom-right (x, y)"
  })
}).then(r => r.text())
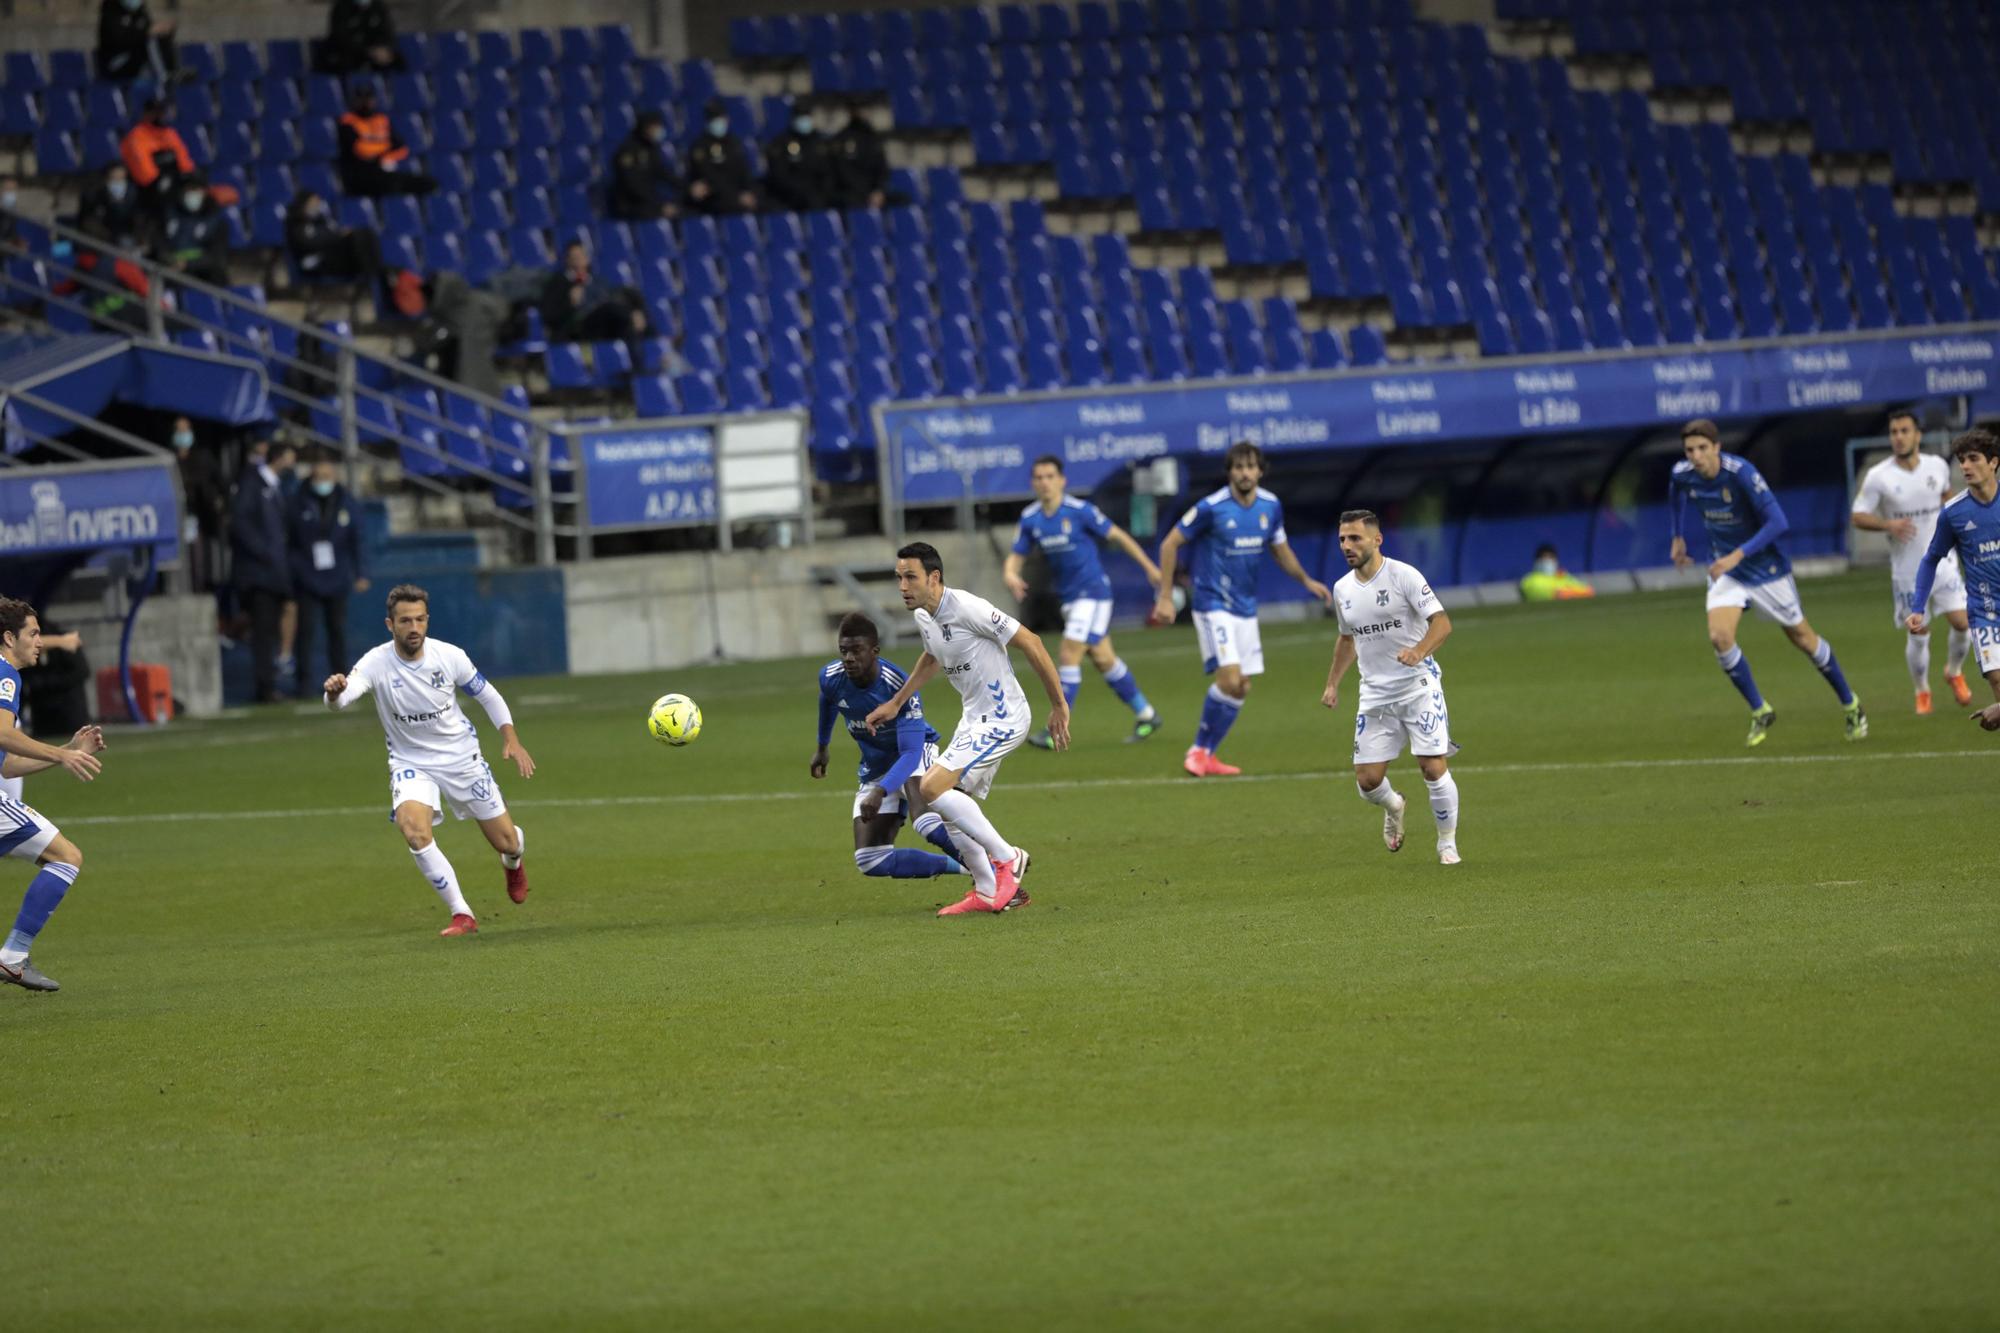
top-left (50, 746), bottom-right (2000, 828)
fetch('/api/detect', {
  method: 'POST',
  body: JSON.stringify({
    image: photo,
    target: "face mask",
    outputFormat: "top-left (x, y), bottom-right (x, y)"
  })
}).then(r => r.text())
top-left (107, 180), bottom-right (129, 201)
top-left (172, 430), bottom-right (193, 449)
top-left (793, 115), bottom-right (814, 135)
top-left (311, 479), bottom-right (336, 497)
top-left (707, 117), bottom-right (728, 138)
top-left (1533, 556), bottom-right (1557, 576)
top-left (0, 190), bottom-right (16, 210)
top-left (51, 239), bottom-right (73, 260)
top-left (121, 0), bottom-right (142, 9)
top-left (182, 192), bottom-right (204, 212)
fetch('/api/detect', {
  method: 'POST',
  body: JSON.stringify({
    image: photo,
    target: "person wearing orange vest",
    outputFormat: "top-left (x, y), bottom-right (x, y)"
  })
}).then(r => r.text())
top-left (120, 97), bottom-right (194, 219)
top-left (336, 85), bottom-right (433, 197)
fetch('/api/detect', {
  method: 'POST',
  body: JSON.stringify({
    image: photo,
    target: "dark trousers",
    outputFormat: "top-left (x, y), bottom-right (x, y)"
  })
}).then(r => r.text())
top-left (294, 592), bottom-right (349, 691)
top-left (342, 160), bottom-right (436, 198)
top-left (242, 586), bottom-right (285, 702)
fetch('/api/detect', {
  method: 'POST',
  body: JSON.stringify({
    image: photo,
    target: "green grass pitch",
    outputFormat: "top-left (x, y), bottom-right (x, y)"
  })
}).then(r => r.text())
top-left (3, 570), bottom-right (1995, 1330)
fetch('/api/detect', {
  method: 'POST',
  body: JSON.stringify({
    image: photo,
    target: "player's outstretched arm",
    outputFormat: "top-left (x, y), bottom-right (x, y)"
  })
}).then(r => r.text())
top-left (1009, 624), bottom-right (1071, 751)
top-left (0, 712), bottom-right (101, 782)
top-left (863, 652), bottom-right (937, 733)
top-left (0, 725), bottom-right (103, 779)
top-left (1106, 525), bottom-right (1164, 587)
top-left (1002, 551), bottom-right (1030, 602)
top-left (324, 671), bottom-right (373, 709)
top-left (1272, 540), bottom-right (1333, 606)
top-left (1322, 635), bottom-right (1356, 708)
top-left (498, 723), bottom-right (535, 779)
top-left (1396, 611), bottom-right (1453, 667)
top-left (1150, 528), bottom-right (1185, 623)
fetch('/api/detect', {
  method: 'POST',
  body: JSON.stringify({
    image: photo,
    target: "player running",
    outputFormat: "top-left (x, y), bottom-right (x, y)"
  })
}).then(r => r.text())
top-left (864, 541), bottom-right (1069, 917)
top-left (1669, 419), bottom-right (1865, 747)
top-left (1851, 409), bottom-right (1974, 713)
top-left (1150, 441), bottom-right (1333, 777)
top-left (322, 584), bottom-right (535, 937)
top-left (0, 598), bottom-right (105, 993)
top-left (1003, 455), bottom-right (1164, 747)
top-left (1910, 429), bottom-right (2000, 707)
top-left (1319, 512), bottom-right (1460, 865)
top-left (810, 611), bottom-right (966, 883)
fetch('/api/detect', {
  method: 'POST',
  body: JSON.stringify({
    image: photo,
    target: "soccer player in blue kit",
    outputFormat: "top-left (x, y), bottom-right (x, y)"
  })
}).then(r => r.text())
top-left (809, 612), bottom-right (966, 882)
top-left (1151, 441), bottom-right (1334, 776)
top-left (1669, 418), bottom-right (1866, 746)
top-left (1910, 430), bottom-right (2000, 718)
top-left (1003, 455), bottom-right (1164, 747)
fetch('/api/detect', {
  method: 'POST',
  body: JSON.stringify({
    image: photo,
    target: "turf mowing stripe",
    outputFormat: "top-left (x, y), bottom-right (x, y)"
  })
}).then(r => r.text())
top-left (54, 745), bottom-right (2000, 826)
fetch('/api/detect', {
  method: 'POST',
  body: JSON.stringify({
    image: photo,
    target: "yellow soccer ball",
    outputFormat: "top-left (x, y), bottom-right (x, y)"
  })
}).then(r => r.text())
top-left (647, 693), bottom-right (702, 745)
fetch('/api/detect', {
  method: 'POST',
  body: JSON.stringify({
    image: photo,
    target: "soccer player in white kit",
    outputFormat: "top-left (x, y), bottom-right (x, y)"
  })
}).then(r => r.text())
top-left (322, 584), bottom-right (536, 937)
top-left (1319, 512), bottom-right (1461, 865)
top-left (1850, 409), bottom-right (1974, 713)
top-left (864, 541), bottom-right (1070, 916)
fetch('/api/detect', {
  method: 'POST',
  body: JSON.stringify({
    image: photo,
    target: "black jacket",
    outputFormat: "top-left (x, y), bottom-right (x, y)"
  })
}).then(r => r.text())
top-left (230, 465), bottom-right (292, 596)
top-left (762, 130), bottom-right (836, 214)
top-left (831, 122), bottom-right (890, 208)
top-left (157, 198), bottom-right (228, 271)
top-left (287, 485), bottom-right (367, 599)
top-left (78, 182), bottom-right (146, 247)
top-left (285, 207), bottom-right (347, 269)
top-left (605, 130), bottom-right (679, 222)
top-left (176, 446), bottom-right (227, 539)
top-left (96, 0), bottom-right (154, 79)
top-left (684, 132), bottom-right (754, 206)
top-left (323, 0), bottom-right (396, 73)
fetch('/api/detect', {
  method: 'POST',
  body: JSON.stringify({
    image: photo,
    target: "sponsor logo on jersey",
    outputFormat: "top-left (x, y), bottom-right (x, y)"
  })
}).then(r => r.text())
top-left (395, 710), bottom-right (443, 724)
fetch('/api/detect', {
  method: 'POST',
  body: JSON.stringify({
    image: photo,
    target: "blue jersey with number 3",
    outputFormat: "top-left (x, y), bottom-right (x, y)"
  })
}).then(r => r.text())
top-left (1175, 486), bottom-right (1288, 617)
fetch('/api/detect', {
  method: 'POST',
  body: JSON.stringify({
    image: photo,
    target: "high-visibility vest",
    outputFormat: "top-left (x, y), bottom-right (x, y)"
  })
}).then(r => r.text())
top-left (339, 112), bottom-right (403, 164)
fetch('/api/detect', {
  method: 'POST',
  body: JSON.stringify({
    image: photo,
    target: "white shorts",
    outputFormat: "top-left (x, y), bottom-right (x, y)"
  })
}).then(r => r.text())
top-left (1353, 684), bottom-right (1452, 764)
top-left (390, 758), bottom-right (507, 826)
top-left (0, 789), bottom-right (60, 863)
top-left (851, 742), bottom-right (940, 819)
top-left (1193, 609), bottom-right (1264, 676)
top-left (1893, 567), bottom-right (1967, 627)
top-left (936, 716), bottom-right (1026, 801)
top-left (1706, 573), bottom-right (1804, 627)
top-left (1061, 597), bottom-right (1113, 645)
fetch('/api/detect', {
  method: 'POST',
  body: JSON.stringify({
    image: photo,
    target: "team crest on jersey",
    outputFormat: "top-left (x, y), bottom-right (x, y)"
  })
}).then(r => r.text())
top-left (430, 670), bottom-right (447, 689)
top-left (1721, 487), bottom-right (1732, 503)
top-left (1061, 519), bottom-right (1071, 534)
top-left (939, 624), bottom-right (953, 641)
top-left (1376, 589), bottom-right (1391, 606)
top-left (1260, 515), bottom-right (1269, 530)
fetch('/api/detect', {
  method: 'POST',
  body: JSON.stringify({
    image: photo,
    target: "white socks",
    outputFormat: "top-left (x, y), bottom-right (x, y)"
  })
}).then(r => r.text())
top-left (929, 788), bottom-right (1010, 900)
top-left (1907, 633), bottom-right (1931, 690)
top-left (1358, 778), bottom-right (1399, 806)
top-left (1425, 773), bottom-right (1459, 841)
top-left (501, 824), bottom-right (525, 870)
top-left (412, 842), bottom-right (472, 917)
top-left (1947, 627), bottom-right (1973, 678)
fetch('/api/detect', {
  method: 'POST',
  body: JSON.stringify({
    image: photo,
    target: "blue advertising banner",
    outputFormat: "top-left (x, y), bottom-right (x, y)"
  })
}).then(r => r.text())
top-left (0, 461), bottom-right (180, 564)
top-left (877, 327), bottom-right (2000, 504)
top-left (575, 426), bottom-right (717, 531)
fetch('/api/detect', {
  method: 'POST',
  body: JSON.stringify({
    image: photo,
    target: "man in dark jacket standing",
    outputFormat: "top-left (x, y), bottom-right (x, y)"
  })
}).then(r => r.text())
top-left (287, 450), bottom-right (368, 692)
top-left (606, 112), bottom-right (680, 223)
top-left (762, 99), bottom-right (836, 215)
top-left (684, 98), bottom-right (758, 216)
top-left (319, 0), bottom-right (403, 76)
top-left (96, 0), bottom-right (178, 84)
top-left (230, 438), bottom-right (292, 703)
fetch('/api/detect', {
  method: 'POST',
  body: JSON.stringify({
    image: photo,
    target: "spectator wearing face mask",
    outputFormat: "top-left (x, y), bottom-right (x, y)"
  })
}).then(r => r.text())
top-left (285, 188), bottom-right (384, 292)
top-left (318, 0), bottom-right (403, 76)
top-left (1519, 543), bottom-right (1595, 601)
top-left (684, 98), bottom-right (758, 216)
top-left (539, 241), bottom-right (648, 344)
top-left (287, 450), bottom-right (368, 695)
top-left (169, 415), bottom-right (227, 592)
top-left (121, 97), bottom-right (195, 221)
top-left (606, 111), bottom-right (681, 223)
top-left (96, 0), bottom-right (178, 84)
top-left (337, 85), bottom-right (435, 198)
top-left (154, 171), bottom-right (230, 287)
top-left (762, 99), bottom-right (836, 215)
top-left (77, 162), bottom-right (146, 249)
top-left (828, 99), bottom-right (904, 211)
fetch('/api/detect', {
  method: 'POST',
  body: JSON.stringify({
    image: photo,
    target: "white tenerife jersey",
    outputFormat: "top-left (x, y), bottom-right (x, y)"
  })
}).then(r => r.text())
top-left (1854, 453), bottom-right (1961, 586)
top-left (1334, 557), bottom-right (1445, 708)
top-left (339, 637), bottom-right (489, 770)
top-left (914, 587), bottom-right (1031, 721)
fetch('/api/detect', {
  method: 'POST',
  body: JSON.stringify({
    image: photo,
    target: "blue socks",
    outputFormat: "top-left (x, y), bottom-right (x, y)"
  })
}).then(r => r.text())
top-left (1058, 664), bottom-right (1082, 710)
top-left (854, 846), bottom-right (959, 878)
top-left (1101, 658), bottom-right (1153, 718)
top-left (1194, 683), bottom-right (1244, 752)
top-left (1811, 636), bottom-right (1855, 705)
top-left (914, 811), bottom-right (961, 861)
top-left (1716, 645), bottom-right (1765, 710)
top-left (3, 861), bottom-right (79, 961)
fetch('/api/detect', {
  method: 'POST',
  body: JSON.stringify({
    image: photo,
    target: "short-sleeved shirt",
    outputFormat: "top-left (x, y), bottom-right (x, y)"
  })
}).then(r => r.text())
top-left (1668, 453), bottom-right (1791, 586)
top-left (914, 587), bottom-right (1029, 723)
top-left (0, 659), bottom-right (20, 725)
top-left (1174, 486), bottom-right (1288, 617)
top-left (819, 657), bottom-right (937, 784)
top-left (1012, 496), bottom-right (1114, 603)
top-left (1334, 557), bottom-right (1445, 708)
top-left (337, 637), bottom-right (490, 771)
top-left (1853, 454), bottom-right (1959, 587)
top-left (1921, 489), bottom-right (2000, 623)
